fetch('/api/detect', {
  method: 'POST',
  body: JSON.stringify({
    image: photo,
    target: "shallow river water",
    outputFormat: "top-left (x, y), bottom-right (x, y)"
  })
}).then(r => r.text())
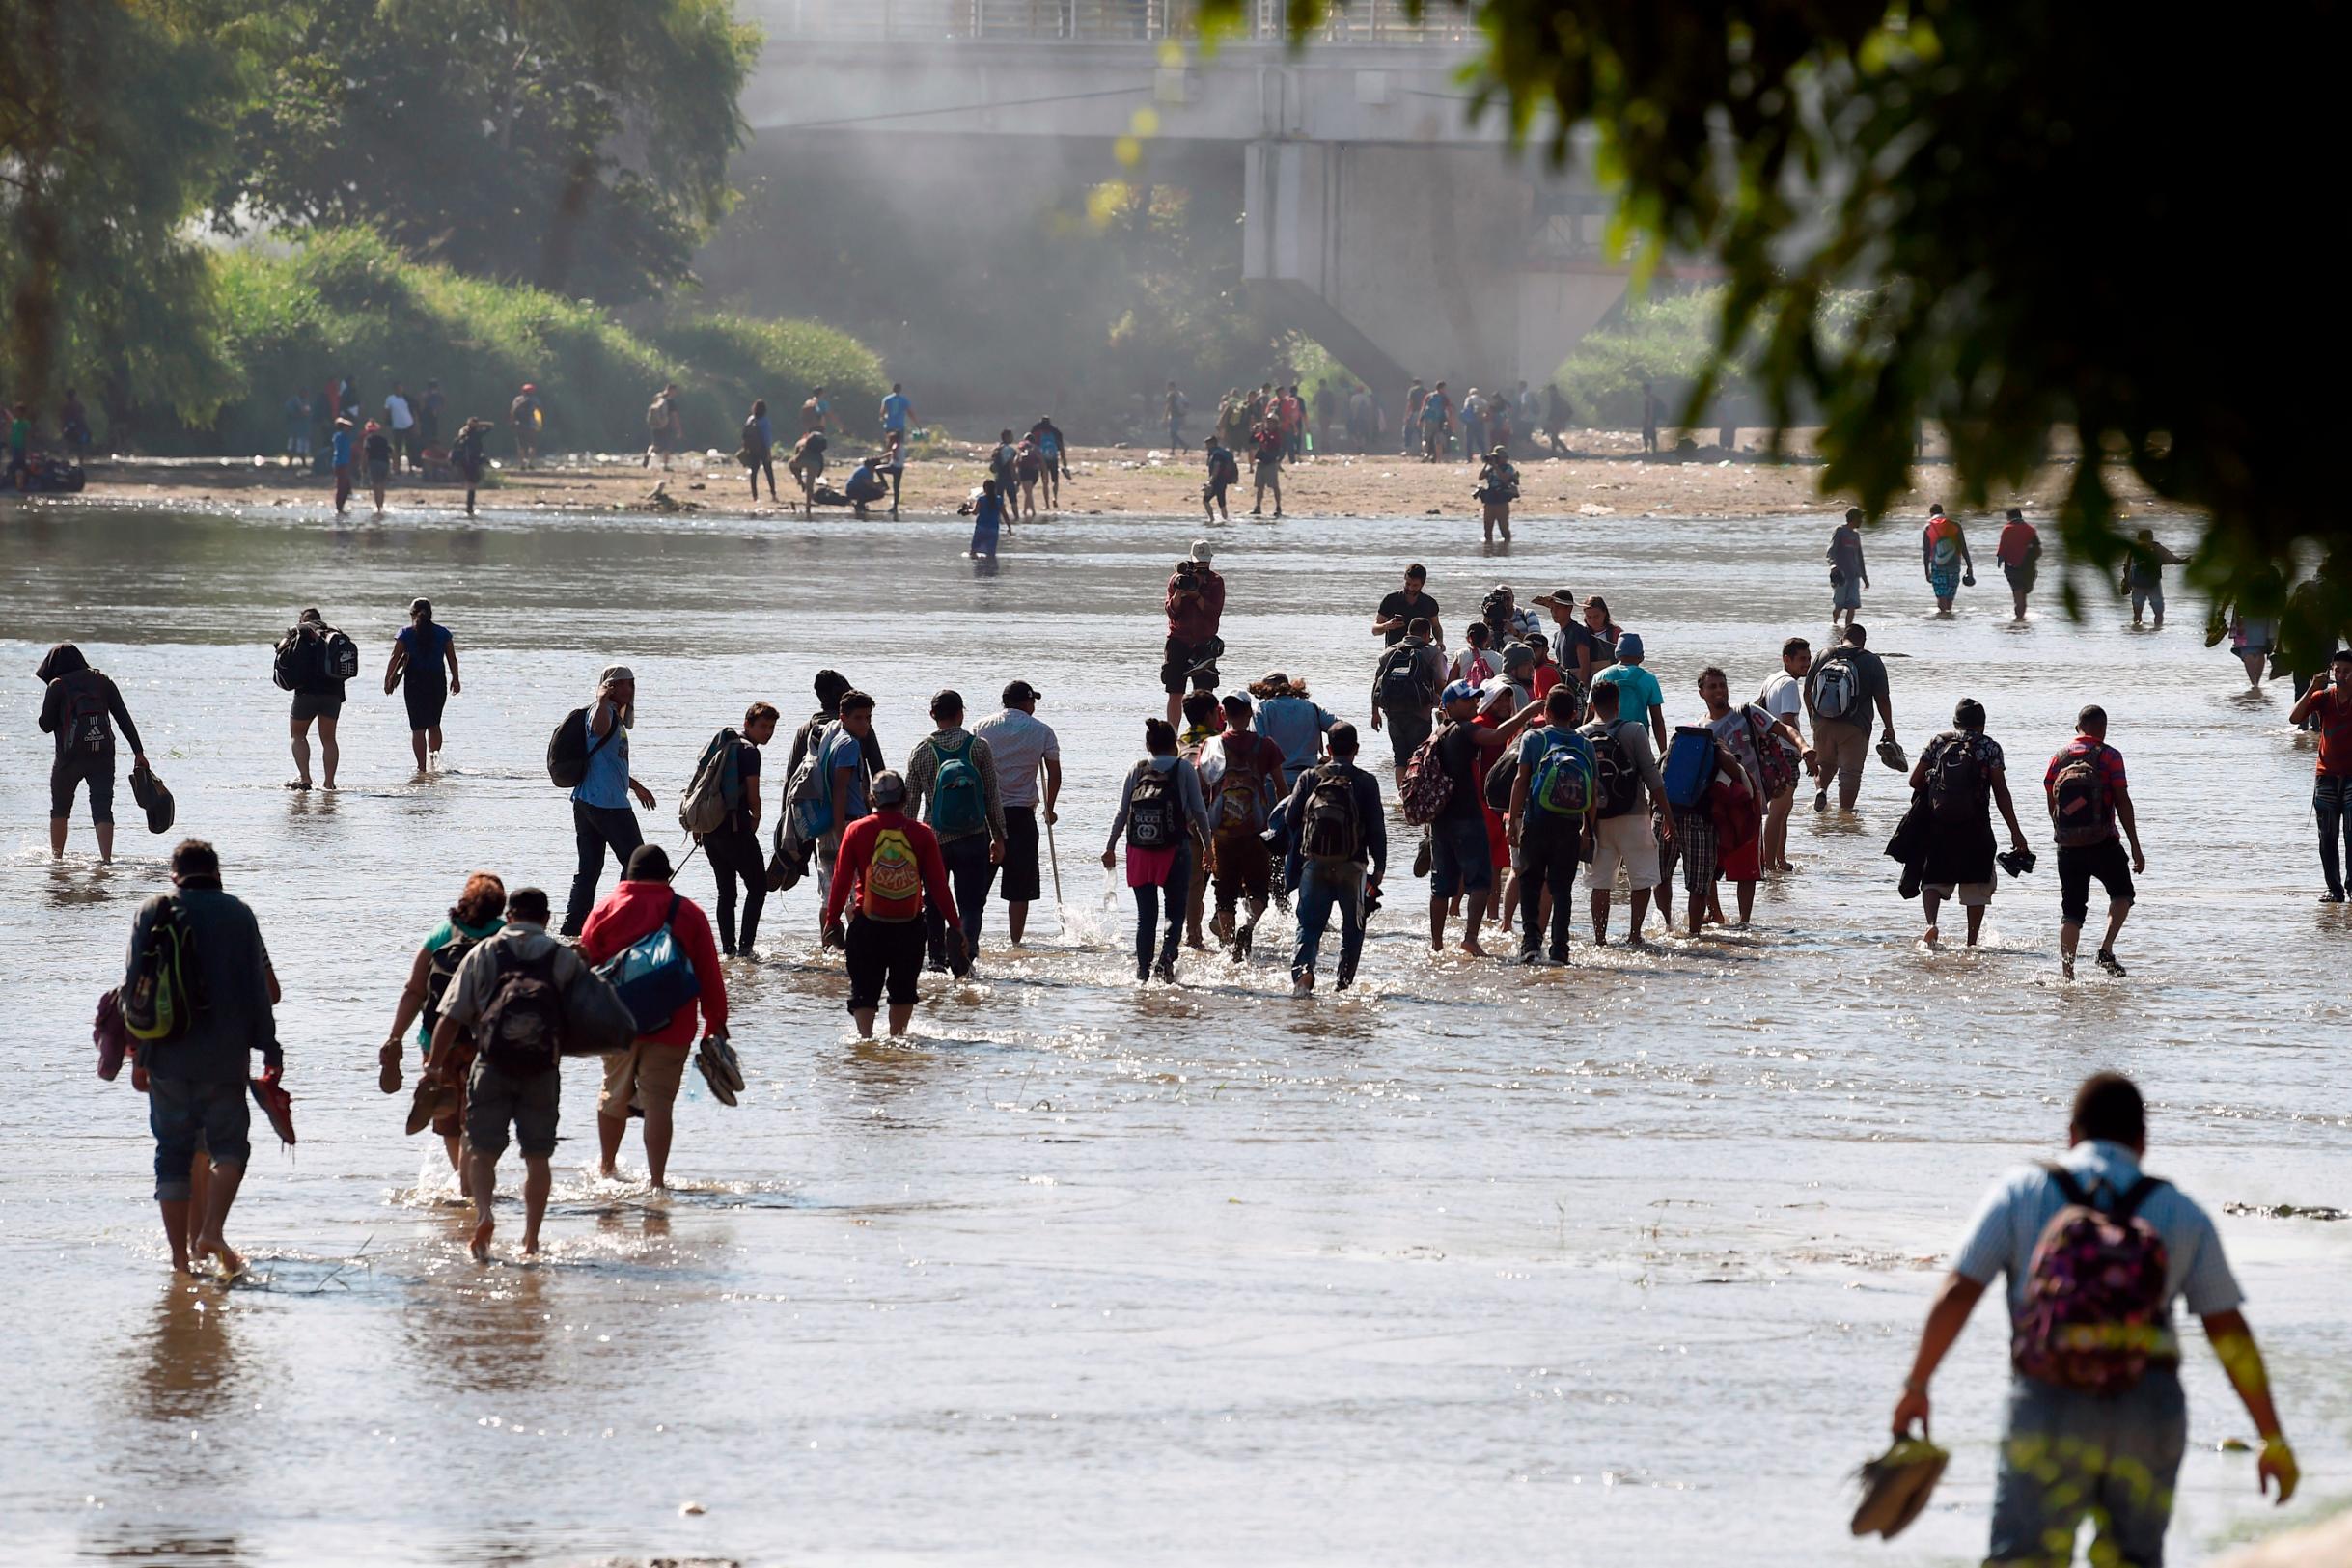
top-left (3, 496), bottom-right (2346, 1566)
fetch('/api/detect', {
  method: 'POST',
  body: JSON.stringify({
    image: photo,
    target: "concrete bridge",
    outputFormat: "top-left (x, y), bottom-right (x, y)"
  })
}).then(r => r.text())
top-left (733, 0), bottom-right (1634, 395)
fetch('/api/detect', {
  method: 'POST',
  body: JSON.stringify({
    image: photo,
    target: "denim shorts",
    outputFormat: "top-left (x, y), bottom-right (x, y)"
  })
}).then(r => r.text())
top-left (1427, 814), bottom-right (1492, 896)
top-left (149, 1077), bottom-right (251, 1199)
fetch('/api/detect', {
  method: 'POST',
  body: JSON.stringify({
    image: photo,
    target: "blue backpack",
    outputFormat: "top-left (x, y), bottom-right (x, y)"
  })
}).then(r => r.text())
top-left (1528, 729), bottom-right (1599, 817)
top-left (928, 736), bottom-right (987, 838)
top-left (595, 893), bottom-right (701, 1035)
top-left (1662, 726), bottom-right (1719, 810)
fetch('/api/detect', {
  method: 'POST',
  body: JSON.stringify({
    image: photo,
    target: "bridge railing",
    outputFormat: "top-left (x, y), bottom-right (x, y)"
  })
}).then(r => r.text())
top-left (750, 0), bottom-right (1477, 44)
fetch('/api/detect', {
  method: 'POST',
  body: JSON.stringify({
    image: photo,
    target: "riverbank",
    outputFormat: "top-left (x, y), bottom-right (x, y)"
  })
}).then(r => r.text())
top-left (50, 431), bottom-right (2164, 524)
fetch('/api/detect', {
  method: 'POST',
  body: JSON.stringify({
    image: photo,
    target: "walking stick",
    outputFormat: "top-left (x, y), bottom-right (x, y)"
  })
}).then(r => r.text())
top-left (1040, 759), bottom-right (1063, 904)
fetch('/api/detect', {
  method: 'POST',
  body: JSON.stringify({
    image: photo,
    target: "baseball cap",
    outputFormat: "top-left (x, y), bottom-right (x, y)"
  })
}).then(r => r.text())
top-left (1616, 633), bottom-right (1645, 661)
top-left (1442, 679), bottom-right (1480, 704)
top-left (1189, 539), bottom-right (1214, 563)
top-left (871, 769), bottom-right (909, 807)
top-left (1002, 679), bottom-right (1041, 705)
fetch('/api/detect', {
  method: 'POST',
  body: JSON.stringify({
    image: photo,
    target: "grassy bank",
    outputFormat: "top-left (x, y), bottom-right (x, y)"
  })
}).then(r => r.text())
top-left (163, 230), bottom-right (885, 454)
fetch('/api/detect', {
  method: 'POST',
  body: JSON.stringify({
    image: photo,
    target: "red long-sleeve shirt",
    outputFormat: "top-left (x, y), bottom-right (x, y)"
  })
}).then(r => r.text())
top-left (822, 809), bottom-right (959, 930)
top-left (577, 879), bottom-right (730, 1047)
top-left (1165, 567), bottom-right (1225, 643)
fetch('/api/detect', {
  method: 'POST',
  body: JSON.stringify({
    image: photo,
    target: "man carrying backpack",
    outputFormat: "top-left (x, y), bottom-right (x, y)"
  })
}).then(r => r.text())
top-left (1889, 1073), bottom-right (2298, 1564)
top-left (126, 839), bottom-right (283, 1279)
top-left (1905, 699), bottom-right (2031, 948)
top-left (425, 886), bottom-right (588, 1261)
top-left (1281, 722), bottom-right (1385, 994)
top-left (823, 771), bottom-right (960, 1038)
top-left (1506, 687), bottom-right (1599, 965)
top-left (1804, 622), bottom-right (1896, 812)
top-left (282, 607), bottom-right (351, 792)
top-left (1198, 694), bottom-right (1287, 960)
top-left (1581, 680), bottom-right (1671, 947)
top-left (905, 689), bottom-right (1006, 976)
top-left (1202, 435), bottom-right (1238, 522)
top-left (37, 641), bottom-right (147, 864)
top-left (577, 846), bottom-right (729, 1191)
top-left (2042, 704), bottom-right (2145, 979)
top-left (1370, 617), bottom-right (1447, 770)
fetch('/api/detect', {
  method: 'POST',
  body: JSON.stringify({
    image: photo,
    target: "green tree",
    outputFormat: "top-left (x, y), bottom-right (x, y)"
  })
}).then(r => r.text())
top-left (222, 0), bottom-right (759, 305)
top-left (1, 0), bottom-right (243, 437)
top-left (1211, 0), bottom-right (2344, 628)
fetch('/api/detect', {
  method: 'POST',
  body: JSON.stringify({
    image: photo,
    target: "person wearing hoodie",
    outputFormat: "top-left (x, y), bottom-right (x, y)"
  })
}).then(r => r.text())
top-left (1102, 718), bottom-right (1215, 983)
top-left (37, 642), bottom-right (147, 863)
top-left (576, 845), bottom-right (729, 1191)
top-left (821, 770), bottom-right (960, 1038)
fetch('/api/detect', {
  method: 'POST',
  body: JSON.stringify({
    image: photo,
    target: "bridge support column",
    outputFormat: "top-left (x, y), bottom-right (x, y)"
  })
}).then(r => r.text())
top-left (1243, 139), bottom-right (1626, 397)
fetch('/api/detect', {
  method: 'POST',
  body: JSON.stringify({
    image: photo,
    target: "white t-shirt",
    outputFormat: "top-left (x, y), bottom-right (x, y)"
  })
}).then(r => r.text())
top-left (384, 394), bottom-right (414, 431)
top-left (1451, 647), bottom-right (1500, 684)
top-left (1758, 671), bottom-right (1807, 760)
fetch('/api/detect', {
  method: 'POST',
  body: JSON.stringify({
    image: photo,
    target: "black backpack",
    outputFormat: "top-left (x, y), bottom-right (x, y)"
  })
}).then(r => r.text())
top-left (423, 932), bottom-right (486, 1041)
top-left (271, 628), bottom-right (313, 691)
top-left (63, 674), bottom-right (111, 754)
top-left (1376, 644), bottom-right (1435, 711)
top-left (1125, 762), bottom-right (1179, 849)
top-left (321, 627), bottom-right (360, 682)
top-left (475, 943), bottom-right (566, 1077)
top-left (1587, 720), bottom-right (1642, 819)
top-left (1298, 764), bottom-right (1363, 862)
top-left (546, 705), bottom-right (614, 788)
top-left (1924, 731), bottom-right (1987, 821)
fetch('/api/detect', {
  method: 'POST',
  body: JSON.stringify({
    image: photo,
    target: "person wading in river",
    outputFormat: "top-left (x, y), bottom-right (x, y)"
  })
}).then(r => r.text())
top-left (1904, 699), bottom-right (2031, 949)
top-left (1889, 1073), bottom-right (2298, 1566)
top-left (823, 770), bottom-right (962, 1038)
top-left (2043, 704), bottom-right (2145, 980)
top-left (37, 641), bottom-right (148, 864)
top-left (383, 597), bottom-right (460, 775)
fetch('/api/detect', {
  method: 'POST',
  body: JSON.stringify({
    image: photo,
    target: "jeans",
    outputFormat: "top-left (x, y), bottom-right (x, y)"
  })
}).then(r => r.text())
top-left (564, 801), bottom-right (644, 935)
top-left (705, 824), bottom-right (766, 954)
top-left (2317, 775), bottom-right (2352, 896)
top-left (1132, 846), bottom-right (1193, 973)
top-left (1289, 859), bottom-right (1366, 984)
top-left (150, 1078), bottom-right (251, 1200)
top-left (1517, 812), bottom-right (1582, 958)
top-left (1988, 1367), bottom-right (2186, 1567)
top-left (927, 832), bottom-right (996, 968)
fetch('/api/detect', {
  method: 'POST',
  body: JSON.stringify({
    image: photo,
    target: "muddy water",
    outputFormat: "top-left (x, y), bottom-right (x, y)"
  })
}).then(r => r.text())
top-left (3, 498), bottom-right (2346, 1566)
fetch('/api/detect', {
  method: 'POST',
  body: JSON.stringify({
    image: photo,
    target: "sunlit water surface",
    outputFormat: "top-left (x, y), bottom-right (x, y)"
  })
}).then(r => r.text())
top-left (3, 497), bottom-right (2346, 1566)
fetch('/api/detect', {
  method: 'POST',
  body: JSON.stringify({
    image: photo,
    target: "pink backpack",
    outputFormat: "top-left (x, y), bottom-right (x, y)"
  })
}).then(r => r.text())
top-left (2010, 1164), bottom-right (2171, 1394)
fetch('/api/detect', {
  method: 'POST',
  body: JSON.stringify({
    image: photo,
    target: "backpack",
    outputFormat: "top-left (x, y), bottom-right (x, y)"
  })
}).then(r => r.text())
top-left (1661, 726), bottom-right (1718, 810)
top-left (271, 628), bottom-right (313, 691)
top-left (1924, 731), bottom-right (1987, 821)
top-left (1299, 764), bottom-right (1363, 863)
top-left (784, 719), bottom-right (858, 843)
top-left (927, 736), bottom-right (987, 838)
top-left (860, 825), bottom-right (927, 921)
top-left (1398, 725), bottom-right (1457, 826)
top-left (54, 681), bottom-right (106, 758)
top-left (1482, 746), bottom-right (1517, 812)
top-left (1586, 721), bottom-right (1641, 819)
top-left (1210, 448), bottom-right (1239, 485)
top-left (1746, 706), bottom-right (1798, 796)
top-left (1204, 736), bottom-right (1268, 834)
top-left (740, 416), bottom-right (763, 462)
top-left (596, 894), bottom-right (702, 1034)
top-left (647, 398), bottom-right (669, 433)
top-left (2049, 745), bottom-right (2112, 848)
top-left (476, 943), bottom-right (567, 1077)
top-left (678, 728), bottom-right (741, 837)
top-left (122, 895), bottom-right (202, 1045)
top-left (2011, 1164), bottom-right (2172, 1395)
top-left (1124, 762), bottom-right (1181, 849)
top-left (422, 931), bottom-right (487, 1041)
top-left (321, 627), bottom-right (360, 682)
top-left (1461, 648), bottom-right (1498, 686)
top-left (546, 705), bottom-right (614, 789)
top-left (129, 761), bottom-right (175, 835)
top-left (1529, 729), bottom-right (1599, 817)
top-left (1376, 644), bottom-right (1436, 711)
top-left (1809, 650), bottom-right (1865, 723)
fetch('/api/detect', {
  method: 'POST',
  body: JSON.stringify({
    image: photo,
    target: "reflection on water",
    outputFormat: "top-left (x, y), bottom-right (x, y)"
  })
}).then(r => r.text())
top-left (5, 503), bottom-right (2349, 1565)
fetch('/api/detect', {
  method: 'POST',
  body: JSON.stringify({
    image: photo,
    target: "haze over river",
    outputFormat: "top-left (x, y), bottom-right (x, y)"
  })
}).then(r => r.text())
top-left (4, 499), bottom-right (2345, 1565)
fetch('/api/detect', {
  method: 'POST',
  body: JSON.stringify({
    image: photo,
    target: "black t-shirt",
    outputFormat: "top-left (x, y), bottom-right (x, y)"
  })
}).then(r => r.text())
top-left (364, 432), bottom-right (392, 464)
top-left (1435, 721), bottom-right (1486, 823)
top-left (727, 742), bottom-right (763, 834)
top-left (1377, 590), bottom-right (1439, 646)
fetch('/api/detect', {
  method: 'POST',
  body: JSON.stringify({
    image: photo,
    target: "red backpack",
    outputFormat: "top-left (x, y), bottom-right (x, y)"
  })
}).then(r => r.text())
top-left (2011, 1164), bottom-right (2171, 1394)
top-left (1399, 725), bottom-right (1457, 826)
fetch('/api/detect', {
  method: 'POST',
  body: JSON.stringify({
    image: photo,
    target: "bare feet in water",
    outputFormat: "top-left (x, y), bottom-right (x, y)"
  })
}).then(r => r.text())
top-left (470, 1216), bottom-right (494, 1262)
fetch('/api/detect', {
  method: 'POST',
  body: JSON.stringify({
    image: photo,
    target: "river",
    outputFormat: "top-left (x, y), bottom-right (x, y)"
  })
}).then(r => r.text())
top-left (3, 498), bottom-right (2345, 1565)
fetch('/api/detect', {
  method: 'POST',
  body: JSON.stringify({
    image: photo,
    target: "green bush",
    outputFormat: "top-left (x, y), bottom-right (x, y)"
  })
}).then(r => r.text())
top-left (177, 228), bottom-right (884, 455)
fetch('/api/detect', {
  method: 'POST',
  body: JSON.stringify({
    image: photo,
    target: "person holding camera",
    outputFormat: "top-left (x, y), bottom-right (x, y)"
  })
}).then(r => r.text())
top-left (1162, 541), bottom-right (1227, 726)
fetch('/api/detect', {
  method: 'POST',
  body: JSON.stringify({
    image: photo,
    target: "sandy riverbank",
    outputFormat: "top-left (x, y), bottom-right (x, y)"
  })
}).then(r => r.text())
top-left (51, 431), bottom-right (2168, 524)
